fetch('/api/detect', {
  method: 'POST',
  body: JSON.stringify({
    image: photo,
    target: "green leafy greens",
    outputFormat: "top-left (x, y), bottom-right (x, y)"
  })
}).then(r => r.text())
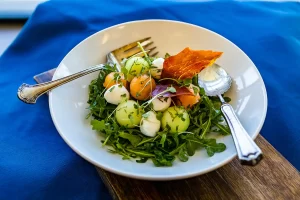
top-left (87, 63), bottom-right (231, 167)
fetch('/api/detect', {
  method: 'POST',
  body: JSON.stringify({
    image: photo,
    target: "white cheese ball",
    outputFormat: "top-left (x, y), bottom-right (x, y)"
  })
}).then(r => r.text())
top-left (104, 84), bottom-right (129, 105)
top-left (152, 97), bottom-right (171, 111)
top-left (140, 111), bottom-right (161, 137)
top-left (150, 58), bottom-right (164, 79)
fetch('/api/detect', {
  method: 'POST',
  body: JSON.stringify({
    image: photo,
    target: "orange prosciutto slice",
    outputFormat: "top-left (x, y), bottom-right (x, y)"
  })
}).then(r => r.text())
top-left (161, 47), bottom-right (223, 80)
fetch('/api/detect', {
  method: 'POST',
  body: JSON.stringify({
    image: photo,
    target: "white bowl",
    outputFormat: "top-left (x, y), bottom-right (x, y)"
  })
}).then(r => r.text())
top-left (49, 20), bottom-right (267, 180)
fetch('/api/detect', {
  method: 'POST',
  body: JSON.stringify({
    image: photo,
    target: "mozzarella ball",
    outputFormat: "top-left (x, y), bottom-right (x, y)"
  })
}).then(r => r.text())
top-left (152, 97), bottom-right (171, 111)
top-left (150, 58), bottom-right (164, 79)
top-left (104, 84), bottom-right (129, 105)
top-left (140, 111), bottom-right (161, 137)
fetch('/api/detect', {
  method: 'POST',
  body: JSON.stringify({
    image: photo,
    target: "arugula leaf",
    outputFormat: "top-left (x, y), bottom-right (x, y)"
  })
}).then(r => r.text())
top-left (126, 149), bottom-right (155, 157)
top-left (137, 136), bottom-right (158, 146)
top-left (172, 133), bottom-right (179, 148)
top-left (192, 74), bottom-right (199, 86)
top-left (178, 146), bottom-right (189, 162)
top-left (213, 122), bottom-right (231, 136)
top-left (182, 79), bottom-right (192, 86)
top-left (186, 141), bottom-right (197, 156)
top-left (103, 134), bottom-right (112, 146)
top-left (224, 96), bottom-right (231, 102)
top-left (121, 66), bottom-right (128, 79)
top-left (206, 143), bottom-right (226, 157)
top-left (156, 112), bottom-right (163, 120)
top-left (185, 136), bottom-right (226, 157)
top-left (212, 110), bottom-right (222, 120)
top-left (200, 119), bottom-right (211, 138)
top-left (169, 143), bottom-right (186, 156)
top-left (136, 157), bottom-right (148, 163)
top-left (199, 87), bottom-right (206, 95)
top-left (152, 150), bottom-right (175, 167)
top-left (119, 131), bottom-right (142, 147)
top-left (91, 120), bottom-right (106, 131)
top-left (159, 133), bottom-right (167, 148)
top-left (111, 143), bottom-right (131, 160)
top-left (213, 101), bottom-right (222, 110)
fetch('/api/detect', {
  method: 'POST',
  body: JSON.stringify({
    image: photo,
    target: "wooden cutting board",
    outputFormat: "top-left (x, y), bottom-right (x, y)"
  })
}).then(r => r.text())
top-left (97, 135), bottom-right (300, 200)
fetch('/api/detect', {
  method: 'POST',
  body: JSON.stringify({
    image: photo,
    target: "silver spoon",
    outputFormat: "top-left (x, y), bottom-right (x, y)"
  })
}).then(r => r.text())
top-left (198, 64), bottom-right (263, 166)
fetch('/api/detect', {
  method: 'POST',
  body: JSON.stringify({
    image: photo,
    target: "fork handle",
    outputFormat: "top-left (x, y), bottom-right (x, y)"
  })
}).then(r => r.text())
top-left (17, 64), bottom-right (105, 104)
top-left (221, 103), bottom-right (263, 166)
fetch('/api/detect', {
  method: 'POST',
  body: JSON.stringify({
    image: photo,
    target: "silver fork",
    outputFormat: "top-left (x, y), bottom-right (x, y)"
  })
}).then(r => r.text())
top-left (17, 37), bottom-right (158, 104)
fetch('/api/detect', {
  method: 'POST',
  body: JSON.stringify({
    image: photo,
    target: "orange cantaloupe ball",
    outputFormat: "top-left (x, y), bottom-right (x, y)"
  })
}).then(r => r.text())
top-left (130, 74), bottom-right (156, 100)
top-left (176, 94), bottom-right (200, 109)
top-left (103, 72), bottom-right (127, 89)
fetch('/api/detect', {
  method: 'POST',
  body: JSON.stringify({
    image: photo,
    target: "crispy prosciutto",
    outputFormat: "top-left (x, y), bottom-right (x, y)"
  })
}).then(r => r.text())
top-left (161, 47), bottom-right (222, 80)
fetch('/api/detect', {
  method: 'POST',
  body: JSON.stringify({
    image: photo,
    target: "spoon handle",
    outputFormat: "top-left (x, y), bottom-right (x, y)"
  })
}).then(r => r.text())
top-left (17, 64), bottom-right (105, 104)
top-left (220, 103), bottom-right (263, 166)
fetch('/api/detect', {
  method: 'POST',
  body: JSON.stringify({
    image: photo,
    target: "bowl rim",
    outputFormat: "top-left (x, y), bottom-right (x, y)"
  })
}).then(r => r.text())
top-left (49, 19), bottom-right (268, 180)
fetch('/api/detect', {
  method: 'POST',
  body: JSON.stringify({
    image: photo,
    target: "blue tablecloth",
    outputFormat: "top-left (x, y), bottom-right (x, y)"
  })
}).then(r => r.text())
top-left (1, 0), bottom-right (299, 199)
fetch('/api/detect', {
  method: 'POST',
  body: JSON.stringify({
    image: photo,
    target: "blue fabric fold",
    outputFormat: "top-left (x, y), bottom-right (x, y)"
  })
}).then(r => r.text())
top-left (1, 0), bottom-right (299, 199)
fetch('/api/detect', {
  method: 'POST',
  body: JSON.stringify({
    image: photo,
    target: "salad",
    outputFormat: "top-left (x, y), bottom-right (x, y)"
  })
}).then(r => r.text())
top-left (87, 45), bottom-right (231, 167)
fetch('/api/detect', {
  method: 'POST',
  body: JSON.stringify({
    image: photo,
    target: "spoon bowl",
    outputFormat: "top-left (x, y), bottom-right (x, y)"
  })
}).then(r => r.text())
top-left (198, 64), bottom-right (232, 97)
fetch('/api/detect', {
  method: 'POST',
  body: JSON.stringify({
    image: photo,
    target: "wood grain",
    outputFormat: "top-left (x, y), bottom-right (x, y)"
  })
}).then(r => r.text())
top-left (97, 135), bottom-right (300, 200)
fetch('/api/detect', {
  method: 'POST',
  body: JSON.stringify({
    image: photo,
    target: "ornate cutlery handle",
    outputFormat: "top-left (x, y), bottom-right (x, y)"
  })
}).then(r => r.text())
top-left (221, 103), bottom-right (263, 166)
top-left (17, 64), bottom-right (105, 104)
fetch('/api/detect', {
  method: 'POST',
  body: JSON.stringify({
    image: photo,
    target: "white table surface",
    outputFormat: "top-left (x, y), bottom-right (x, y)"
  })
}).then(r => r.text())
top-left (0, 0), bottom-right (46, 19)
top-left (0, 24), bottom-right (22, 56)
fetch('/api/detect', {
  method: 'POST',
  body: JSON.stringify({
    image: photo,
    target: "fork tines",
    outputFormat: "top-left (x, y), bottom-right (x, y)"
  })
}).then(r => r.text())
top-left (115, 37), bottom-right (158, 59)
